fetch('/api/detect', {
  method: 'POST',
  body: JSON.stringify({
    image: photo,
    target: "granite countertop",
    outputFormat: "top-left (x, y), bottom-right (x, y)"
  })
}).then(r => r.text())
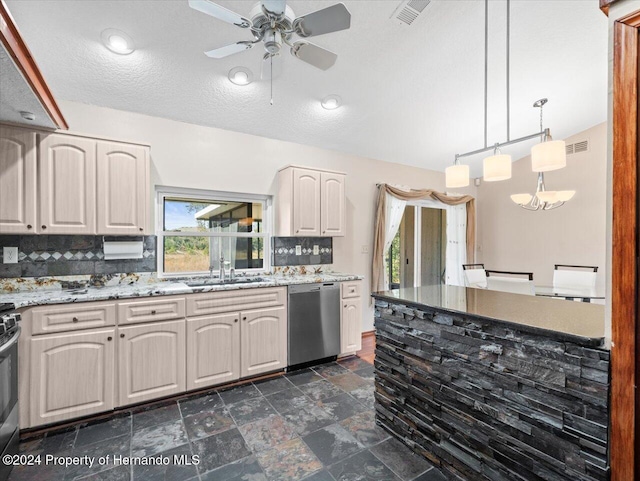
top-left (373, 285), bottom-right (606, 347)
top-left (1, 273), bottom-right (364, 309)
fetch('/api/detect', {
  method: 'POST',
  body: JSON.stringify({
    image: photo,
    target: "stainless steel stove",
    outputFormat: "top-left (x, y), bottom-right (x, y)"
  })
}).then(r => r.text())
top-left (0, 303), bottom-right (20, 481)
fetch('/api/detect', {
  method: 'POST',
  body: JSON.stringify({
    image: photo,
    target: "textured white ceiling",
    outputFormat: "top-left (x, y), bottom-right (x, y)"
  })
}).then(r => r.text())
top-left (5, 0), bottom-right (608, 174)
top-left (0, 42), bottom-right (56, 129)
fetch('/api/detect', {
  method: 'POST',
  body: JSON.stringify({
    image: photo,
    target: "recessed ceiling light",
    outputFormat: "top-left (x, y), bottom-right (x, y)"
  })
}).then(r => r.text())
top-left (228, 67), bottom-right (253, 86)
top-left (101, 28), bottom-right (134, 55)
top-left (321, 95), bottom-right (341, 110)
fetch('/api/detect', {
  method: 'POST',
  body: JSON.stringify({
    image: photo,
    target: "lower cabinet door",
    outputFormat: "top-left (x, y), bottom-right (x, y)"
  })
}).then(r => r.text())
top-left (341, 299), bottom-right (362, 354)
top-left (240, 307), bottom-right (287, 378)
top-left (30, 329), bottom-right (115, 427)
top-left (186, 313), bottom-right (240, 390)
top-left (118, 319), bottom-right (186, 406)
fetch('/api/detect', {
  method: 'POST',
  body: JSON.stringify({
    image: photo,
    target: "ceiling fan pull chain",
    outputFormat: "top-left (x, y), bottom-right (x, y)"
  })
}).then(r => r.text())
top-left (270, 54), bottom-right (274, 106)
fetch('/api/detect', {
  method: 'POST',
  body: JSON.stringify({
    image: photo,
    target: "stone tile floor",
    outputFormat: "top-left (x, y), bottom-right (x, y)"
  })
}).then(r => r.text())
top-left (10, 358), bottom-right (446, 481)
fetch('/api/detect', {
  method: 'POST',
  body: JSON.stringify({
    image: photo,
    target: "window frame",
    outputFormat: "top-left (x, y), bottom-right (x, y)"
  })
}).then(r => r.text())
top-left (156, 186), bottom-right (272, 278)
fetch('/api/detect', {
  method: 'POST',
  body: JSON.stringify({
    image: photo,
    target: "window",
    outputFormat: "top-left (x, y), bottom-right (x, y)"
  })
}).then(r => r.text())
top-left (157, 188), bottom-right (271, 277)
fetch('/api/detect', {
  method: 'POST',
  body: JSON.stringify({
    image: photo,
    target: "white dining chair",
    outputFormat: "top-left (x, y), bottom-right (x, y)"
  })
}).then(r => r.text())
top-left (553, 265), bottom-right (598, 289)
top-left (485, 270), bottom-right (535, 295)
top-left (463, 264), bottom-right (487, 288)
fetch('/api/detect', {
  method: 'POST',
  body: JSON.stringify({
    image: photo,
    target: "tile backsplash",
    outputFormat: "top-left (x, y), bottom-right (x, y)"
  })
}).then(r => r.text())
top-left (272, 237), bottom-right (332, 266)
top-left (0, 235), bottom-right (156, 278)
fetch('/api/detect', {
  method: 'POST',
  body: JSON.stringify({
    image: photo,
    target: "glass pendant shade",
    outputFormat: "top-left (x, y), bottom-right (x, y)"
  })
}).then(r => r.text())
top-left (483, 154), bottom-right (512, 182)
top-left (531, 140), bottom-right (567, 172)
top-left (556, 190), bottom-right (576, 202)
top-left (445, 164), bottom-right (470, 188)
top-left (536, 191), bottom-right (558, 203)
top-left (510, 193), bottom-right (532, 205)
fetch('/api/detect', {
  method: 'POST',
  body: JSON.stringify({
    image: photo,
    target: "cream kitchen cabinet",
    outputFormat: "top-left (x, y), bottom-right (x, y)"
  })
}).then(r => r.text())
top-left (0, 124), bottom-right (151, 235)
top-left (39, 134), bottom-right (96, 234)
top-left (0, 126), bottom-right (37, 233)
top-left (29, 328), bottom-right (116, 426)
top-left (240, 306), bottom-right (287, 378)
top-left (97, 140), bottom-right (150, 235)
top-left (187, 313), bottom-right (240, 390)
top-left (118, 319), bottom-right (186, 406)
top-left (340, 280), bottom-right (363, 355)
top-left (277, 165), bottom-right (346, 237)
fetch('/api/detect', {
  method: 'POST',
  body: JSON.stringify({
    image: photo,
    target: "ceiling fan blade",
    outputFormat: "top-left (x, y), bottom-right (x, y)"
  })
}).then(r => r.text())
top-left (291, 42), bottom-right (337, 70)
top-left (262, 0), bottom-right (286, 16)
top-left (294, 3), bottom-right (351, 38)
top-left (188, 0), bottom-right (252, 28)
top-left (204, 42), bottom-right (252, 59)
top-left (261, 53), bottom-right (282, 80)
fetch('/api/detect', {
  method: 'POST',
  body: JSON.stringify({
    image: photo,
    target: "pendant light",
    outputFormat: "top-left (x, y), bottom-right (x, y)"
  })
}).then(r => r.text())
top-left (483, 145), bottom-right (512, 182)
top-left (530, 98), bottom-right (567, 172)
top-left (510, 171), bottom-right (575, 211)
top-left (446, 156), bottom-right (470, 188)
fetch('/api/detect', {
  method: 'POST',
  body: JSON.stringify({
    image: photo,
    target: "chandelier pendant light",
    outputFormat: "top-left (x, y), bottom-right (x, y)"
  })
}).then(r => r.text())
top-left (510, 172), bottom-right (575, 211)
top-left (510, 99), bottom-right (575, 210)
top-left (445, 0), bottom-right (569, 190)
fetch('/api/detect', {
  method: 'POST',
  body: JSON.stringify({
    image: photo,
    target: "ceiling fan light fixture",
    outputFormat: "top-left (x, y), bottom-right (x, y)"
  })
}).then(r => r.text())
top-left (483, 153), bottom-right (512, 182)
top-left (228, 67), bottom-right (253, 85)
top-left (321, 95), bottom-right (341, 110)
top-left (101, 29), bottom-right (134, 55)
top-left (536, 191), bottom-right (559, 203)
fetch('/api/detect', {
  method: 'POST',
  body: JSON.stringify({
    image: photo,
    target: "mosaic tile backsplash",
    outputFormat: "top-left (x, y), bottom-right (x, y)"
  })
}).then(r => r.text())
top-left (272, 237), bottom-right (332, 266)
top-left (0, 235), bottom-right (156, 278)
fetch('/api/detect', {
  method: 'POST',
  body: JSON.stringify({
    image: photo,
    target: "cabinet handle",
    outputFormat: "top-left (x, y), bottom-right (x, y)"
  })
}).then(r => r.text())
top-left (151, 310), bottom-right (157, 315)
top-left (296, 230), bottom-right (299, 233)
top-left (242, 316), bottom-right (247, 321)
top-left (234, 319), bottom-right (238, 323)
top-left (120, 333), bottom-right (125, 338)
top-left (27, 224), bottom-right (32, 229)
top-left (41, 225), bottom-right (47, 230)
top-left (72, 317), bottom-right (79, 323)
top-left (107, 336), bottom-right (113, 341)
top-left (139, 227), bottom-right (144, 231)
top-left (344, 305), bottom-right (347, 308)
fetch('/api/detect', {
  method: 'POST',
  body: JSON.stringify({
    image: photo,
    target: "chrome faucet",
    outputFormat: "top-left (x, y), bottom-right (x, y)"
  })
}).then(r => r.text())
top-left (219, 256), bottom-right (226, 282)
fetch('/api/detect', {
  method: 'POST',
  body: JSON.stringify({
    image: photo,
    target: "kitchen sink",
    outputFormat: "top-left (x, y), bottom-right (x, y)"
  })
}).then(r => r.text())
top-left (185, 277), bottom-right (265, 287)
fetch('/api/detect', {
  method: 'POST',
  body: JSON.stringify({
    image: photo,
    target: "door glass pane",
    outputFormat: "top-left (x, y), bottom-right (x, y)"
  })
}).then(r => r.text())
top-left (399, 206), bottom-right (415, 288)
top-left (420, 207), bottom-right (446, 286)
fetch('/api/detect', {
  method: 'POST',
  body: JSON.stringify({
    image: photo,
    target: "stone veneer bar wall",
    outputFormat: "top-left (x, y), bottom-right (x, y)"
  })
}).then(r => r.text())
top-left (373, 299), bottom-right (610, 481)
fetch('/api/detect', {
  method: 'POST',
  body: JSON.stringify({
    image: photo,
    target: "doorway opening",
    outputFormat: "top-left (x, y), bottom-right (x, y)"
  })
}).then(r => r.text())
top-left (386, 204), bottom-right (447, 289)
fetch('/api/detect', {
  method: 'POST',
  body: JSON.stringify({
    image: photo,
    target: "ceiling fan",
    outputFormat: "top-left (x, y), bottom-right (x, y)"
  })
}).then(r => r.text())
top-left (188, 0), bottom-right (351, 79)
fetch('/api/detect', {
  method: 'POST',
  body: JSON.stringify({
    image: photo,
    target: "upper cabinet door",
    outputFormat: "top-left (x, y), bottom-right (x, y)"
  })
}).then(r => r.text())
top-left (0, 126), bottom-right (37, 233)
top-left (39, 134), bottom-right (96, 234)
top-left (96, 141), bottom-right (149, 235)
top-left (292, 168), bottom-right (321, 236)
top-left (320, 172), bottom-right (345, 237)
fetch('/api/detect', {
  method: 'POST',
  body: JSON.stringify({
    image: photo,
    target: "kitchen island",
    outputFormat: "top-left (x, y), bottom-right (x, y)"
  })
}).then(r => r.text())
top-left (372, 285), bottom-right (608, 481)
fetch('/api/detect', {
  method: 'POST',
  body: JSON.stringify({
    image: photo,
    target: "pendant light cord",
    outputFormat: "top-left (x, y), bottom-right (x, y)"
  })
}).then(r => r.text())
top-left (506, 0), bottom-right (510, 142)
top-left (483, 0), bottom-right (488, 149)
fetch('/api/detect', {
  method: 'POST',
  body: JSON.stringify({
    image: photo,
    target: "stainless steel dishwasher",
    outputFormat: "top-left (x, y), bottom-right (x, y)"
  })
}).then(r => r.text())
top-left (288, 283), bottom-right (341, 367)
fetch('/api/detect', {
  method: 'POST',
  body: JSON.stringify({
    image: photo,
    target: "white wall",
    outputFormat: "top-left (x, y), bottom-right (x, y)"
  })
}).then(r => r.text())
top-left (59, 100), bottom-right (477, 332)
top-left (476, 122), bottom-right (607, 290)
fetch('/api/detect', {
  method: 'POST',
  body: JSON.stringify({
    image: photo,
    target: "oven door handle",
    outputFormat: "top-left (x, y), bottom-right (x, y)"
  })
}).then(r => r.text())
top-left (0, 326), bottom-right (21, 355)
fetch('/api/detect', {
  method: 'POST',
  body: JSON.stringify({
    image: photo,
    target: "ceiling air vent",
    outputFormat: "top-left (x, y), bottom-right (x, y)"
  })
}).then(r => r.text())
top-left (391, 0), bottom-right (431, 26)
top-left (565, 139), bottom-right (589, 155)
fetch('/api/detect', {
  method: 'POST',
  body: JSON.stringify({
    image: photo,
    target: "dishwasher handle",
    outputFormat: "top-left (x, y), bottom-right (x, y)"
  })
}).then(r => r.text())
top-left (289, 282), bottom-right (340, 294)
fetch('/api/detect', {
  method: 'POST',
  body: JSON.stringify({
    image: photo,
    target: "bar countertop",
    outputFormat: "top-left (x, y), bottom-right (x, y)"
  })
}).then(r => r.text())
top-left (372, 285), bottom-right (606, 348)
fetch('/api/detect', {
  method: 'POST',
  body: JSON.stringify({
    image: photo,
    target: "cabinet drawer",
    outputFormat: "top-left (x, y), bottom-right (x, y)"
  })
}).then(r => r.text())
top-left (341, 281), bottom-right (362, 299)
top-left (187, 287), bottom-right (286, 317)
top-left (31, 302), bottom-right (116, 335)
top-left (118, 297), bottom-right (186, 325)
